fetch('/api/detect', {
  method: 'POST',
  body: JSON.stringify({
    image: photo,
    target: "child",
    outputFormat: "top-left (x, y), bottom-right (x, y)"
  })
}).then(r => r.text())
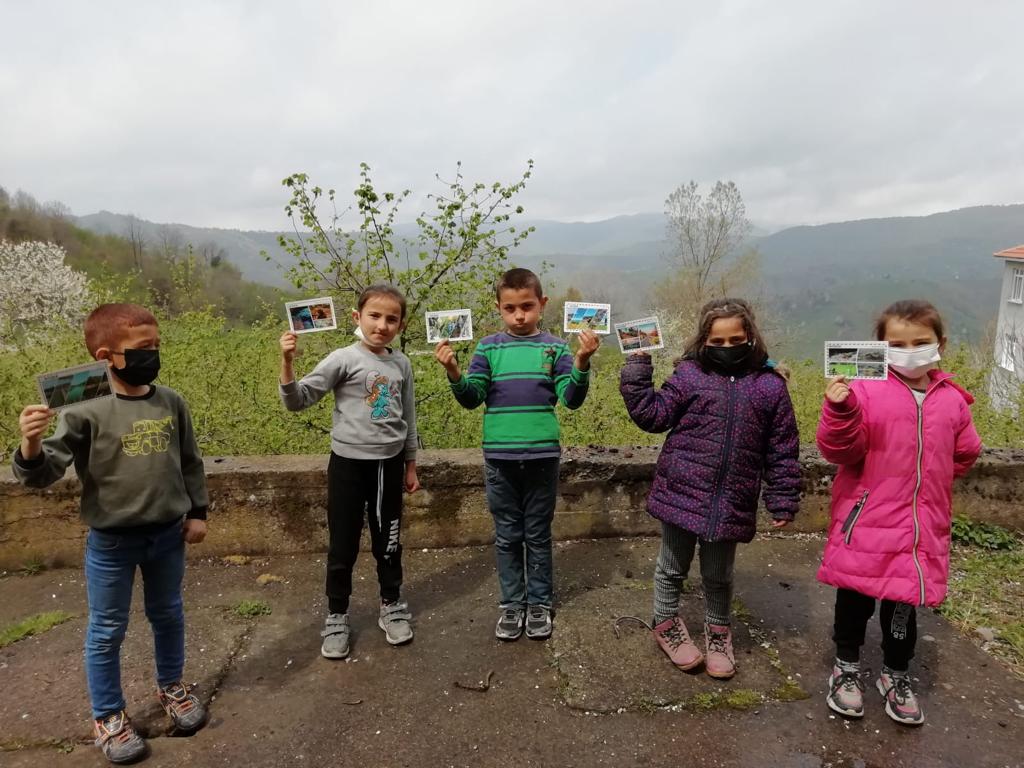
top-left (620, 298), bottom-right (800, 679)
top-left (435, 268), bottom-right (599, 640)
top-left (279, 284), bottom-right (420, 659)
top-left (818, 299), bottom-right (981, 725)
top-left (14, 303), bottom-right (209, 765)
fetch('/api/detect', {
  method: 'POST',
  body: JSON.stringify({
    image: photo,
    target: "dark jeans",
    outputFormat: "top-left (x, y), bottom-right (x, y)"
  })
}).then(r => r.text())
top-left (326, 451), bottom-right (405, 614)
top-left (84, 521), bottom-right (186, 719)
top-left (484, 457), bottom-right (560, 609)
top-left (833, 587), bottom-right (917, 671)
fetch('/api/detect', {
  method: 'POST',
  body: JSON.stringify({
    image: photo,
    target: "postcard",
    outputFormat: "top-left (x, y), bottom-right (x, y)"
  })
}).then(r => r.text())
top-left (563, 301), bottom-right (612, 335)
top-left (614, 316), bottom-right (665, 353)
top-left (425, 309), bottom-right (474, 343)
top-left (37, 361), bottom-right (115, 411)
top-left (824, 340), bottom-right (889, 380)
top-left (285, 297), bottom-right (337, 334)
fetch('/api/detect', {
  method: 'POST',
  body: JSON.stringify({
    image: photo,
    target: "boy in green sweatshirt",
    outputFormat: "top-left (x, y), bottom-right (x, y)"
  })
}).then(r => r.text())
top-left (14, 303), bottom-right (209, 765)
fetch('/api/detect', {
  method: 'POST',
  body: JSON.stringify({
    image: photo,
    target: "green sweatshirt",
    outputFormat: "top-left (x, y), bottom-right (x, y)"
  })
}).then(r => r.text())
top-left (12, 386), bottom-right (209, 531)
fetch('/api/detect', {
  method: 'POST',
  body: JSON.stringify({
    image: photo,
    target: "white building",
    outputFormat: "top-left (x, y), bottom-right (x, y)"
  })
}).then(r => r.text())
top-left (991, 245), bottom-right (1024, 409)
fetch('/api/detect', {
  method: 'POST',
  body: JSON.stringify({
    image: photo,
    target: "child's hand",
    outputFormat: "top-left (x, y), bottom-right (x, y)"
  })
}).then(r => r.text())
top-left (434, 341), bottom-right (461, 380)
top-left (575, 330), bottom-right (600, 370)
top-left (18, 405), bottom-right (54, 459)
top-left (182, 519), bottom-right (207, 544)
top-left (770, 519), bottom-right (789, 529)
top-left (404, 461), bottom-right (420, 493)
top-left (825, 377), bottom-right (851, 404)
top-left (280, 331), bottom-right (299, 362)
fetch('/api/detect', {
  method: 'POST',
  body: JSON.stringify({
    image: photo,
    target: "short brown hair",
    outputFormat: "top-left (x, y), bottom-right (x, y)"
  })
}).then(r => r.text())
top-left (874, 299), bottom-right (945, 342)
top-left (84, 303), bottom-right (158, 357)
top-left (495, 268), bottom-right (544, 300)
top-left (357, 284), bottom-right (407, 319)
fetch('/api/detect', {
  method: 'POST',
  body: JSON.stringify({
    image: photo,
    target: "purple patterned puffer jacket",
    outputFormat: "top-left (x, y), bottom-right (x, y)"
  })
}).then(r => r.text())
top-left (620, 356), bottom-right (801, 542)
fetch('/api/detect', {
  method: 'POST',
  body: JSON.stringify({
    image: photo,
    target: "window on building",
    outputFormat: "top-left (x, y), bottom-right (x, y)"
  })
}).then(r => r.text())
top-left (1000, 333), bottom-right (1018, 373)
top-left (1011, 267), bottom-right (1024, 304)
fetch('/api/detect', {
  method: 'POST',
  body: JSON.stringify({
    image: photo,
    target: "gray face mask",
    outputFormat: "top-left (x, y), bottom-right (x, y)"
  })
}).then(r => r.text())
top-left (888, 343), bottom-right (940, 378)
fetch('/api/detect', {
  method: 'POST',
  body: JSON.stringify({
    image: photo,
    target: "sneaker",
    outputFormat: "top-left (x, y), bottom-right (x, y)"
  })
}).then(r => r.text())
top-left (157, 681), bottom-right (207, 733)
top-left (321, 613), bottom-right (351, 659)
top-left (495, 607), bottom-right (525, 641)
top-left (652, 617), bottom-right (704, 671)
top-left (525, 605), bottom-right (553, 640)
top-left (826, 659), bottom-right (865, 718)
top-left (378, 600), bottom-right (414, 645)
top-left (93, 710), bottom-right (147, 765)
top-left (704, 623), bottom-right (736, 679)
top-left (877, 667), bottom-right (924, 725)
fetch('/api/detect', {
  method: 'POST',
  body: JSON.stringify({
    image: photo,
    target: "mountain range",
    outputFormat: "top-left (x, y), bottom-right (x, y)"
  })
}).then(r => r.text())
top-left (74, 204), bottom-right (1022, 358)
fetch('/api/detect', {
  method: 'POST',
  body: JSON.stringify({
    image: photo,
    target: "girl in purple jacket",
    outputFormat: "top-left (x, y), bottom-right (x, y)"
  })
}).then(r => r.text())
top-left (620, 298), bottom-right (801, 678)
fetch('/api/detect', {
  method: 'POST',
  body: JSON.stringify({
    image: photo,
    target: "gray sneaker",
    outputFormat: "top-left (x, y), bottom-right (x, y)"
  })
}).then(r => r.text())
top-left (525, 605), bottom-right (553, 640)
top-left (93, 710), bottom-right (147, 765)
top-left (877, 667), bottom-right (924, 725)
top-left (321, 613), bottom-right (351, 659)
top-left (157, 681), bottom-right (207, 732)
top-left (378, 600), bottom-right (414, 645)
top-left (826, 659), bottom-right (865, 718)
top-left (495, 607), bottom-right (525, 641)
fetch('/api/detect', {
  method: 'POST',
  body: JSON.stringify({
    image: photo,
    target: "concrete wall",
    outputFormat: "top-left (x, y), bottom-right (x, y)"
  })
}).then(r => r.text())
top-left (1, 446), bottom-right (1022, 569)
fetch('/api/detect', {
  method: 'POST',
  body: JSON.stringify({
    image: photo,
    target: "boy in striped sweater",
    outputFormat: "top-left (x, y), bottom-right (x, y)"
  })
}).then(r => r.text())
top-left (435, 268), bottom-right (598, 640)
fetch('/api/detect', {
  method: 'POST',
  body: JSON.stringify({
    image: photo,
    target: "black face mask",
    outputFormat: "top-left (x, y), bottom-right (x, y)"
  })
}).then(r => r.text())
top-left (111, 348), bottom-right (160, 387)
top-left (703, 343), bottom-right (752, 374)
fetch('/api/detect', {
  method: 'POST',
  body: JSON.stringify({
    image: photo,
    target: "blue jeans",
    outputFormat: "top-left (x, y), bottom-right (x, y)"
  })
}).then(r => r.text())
top-left (84, 521), bottom-right (186, 719)
top-left (484, 458), bottom-right (560, 609)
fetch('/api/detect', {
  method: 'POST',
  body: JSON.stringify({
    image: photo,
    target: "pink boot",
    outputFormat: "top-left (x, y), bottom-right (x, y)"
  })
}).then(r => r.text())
top-left (704, 623), bottom-right (736, 679)
top-left (652, 617), bottom-right (704, 671)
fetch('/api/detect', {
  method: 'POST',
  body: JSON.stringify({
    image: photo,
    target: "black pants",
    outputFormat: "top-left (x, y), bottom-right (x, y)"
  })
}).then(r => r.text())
top-left (326, 451), bottom-right (405, 614)
top-left (833, 588), bottom-right (917, 671)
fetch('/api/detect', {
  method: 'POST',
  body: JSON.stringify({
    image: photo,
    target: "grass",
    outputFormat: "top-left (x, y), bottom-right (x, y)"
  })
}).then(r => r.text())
top-left (939, 539), bottom-right (1024, 679)
top-left (0, 611), bottom-right (74, 649)
top-left (232, 599), bottom-right (272, 618)
top-left (687, 688), bottom-right (763, 711)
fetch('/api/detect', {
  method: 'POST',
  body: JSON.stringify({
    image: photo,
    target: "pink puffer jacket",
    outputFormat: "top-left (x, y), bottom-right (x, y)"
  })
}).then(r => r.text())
top-left (816, 370), bottom-right (982, 606)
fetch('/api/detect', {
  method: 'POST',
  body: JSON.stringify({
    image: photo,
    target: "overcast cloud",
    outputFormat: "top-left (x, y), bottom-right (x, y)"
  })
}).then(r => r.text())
top-left (1, 0), bottom-right (1021, 231)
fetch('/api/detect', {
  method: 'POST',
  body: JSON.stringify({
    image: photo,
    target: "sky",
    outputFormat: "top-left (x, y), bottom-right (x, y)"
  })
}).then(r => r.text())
top-left (1, 1), bottom-right (1022, 232)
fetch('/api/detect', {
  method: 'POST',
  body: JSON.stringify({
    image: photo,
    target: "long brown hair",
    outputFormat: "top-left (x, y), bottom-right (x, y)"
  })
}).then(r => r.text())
top-left (680, 297), bottom-right (769, 371)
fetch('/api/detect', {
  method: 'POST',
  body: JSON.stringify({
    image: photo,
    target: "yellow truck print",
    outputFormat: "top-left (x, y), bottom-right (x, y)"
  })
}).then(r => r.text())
top-left (120, 417), bottom-right (174, 456)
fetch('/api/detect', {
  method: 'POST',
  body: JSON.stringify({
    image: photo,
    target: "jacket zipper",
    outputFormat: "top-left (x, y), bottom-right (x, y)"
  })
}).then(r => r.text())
top-left (708, 375), bottom-right (737, 539)
top-left (894, 377), bottom-right (934, 606)
top-left (841, 490), bottom-right (869, 544)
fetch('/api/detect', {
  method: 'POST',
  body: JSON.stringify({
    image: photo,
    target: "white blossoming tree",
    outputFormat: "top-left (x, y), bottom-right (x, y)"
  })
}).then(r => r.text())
top-left (0, 239), bottom-right (92, 345)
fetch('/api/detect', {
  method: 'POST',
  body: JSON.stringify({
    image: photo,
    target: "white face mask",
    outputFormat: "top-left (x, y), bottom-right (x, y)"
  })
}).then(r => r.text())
top-left (888, 343), bottom-right (941, 378)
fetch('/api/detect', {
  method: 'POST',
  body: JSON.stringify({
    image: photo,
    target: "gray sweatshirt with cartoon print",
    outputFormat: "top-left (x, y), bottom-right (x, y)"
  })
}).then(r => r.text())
top-left (279, 342), bottom-right (418, 461)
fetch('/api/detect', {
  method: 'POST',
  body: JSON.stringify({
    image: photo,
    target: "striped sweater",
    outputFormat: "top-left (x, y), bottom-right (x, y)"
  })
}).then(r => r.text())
top-left (450, 331), bottom-right (590, 459)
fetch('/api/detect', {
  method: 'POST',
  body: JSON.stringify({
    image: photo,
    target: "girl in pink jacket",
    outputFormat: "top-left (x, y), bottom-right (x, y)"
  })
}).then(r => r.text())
top-left (816, 300), bottom-right (981, 726)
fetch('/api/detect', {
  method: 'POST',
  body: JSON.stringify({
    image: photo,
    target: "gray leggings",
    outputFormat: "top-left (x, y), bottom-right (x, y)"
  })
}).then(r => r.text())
top-left (653, 522), bottom-right (737, 627)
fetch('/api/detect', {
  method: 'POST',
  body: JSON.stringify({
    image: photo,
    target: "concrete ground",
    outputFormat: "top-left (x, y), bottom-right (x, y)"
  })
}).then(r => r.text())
top-left (1, 535), bottom-right (1021, 768)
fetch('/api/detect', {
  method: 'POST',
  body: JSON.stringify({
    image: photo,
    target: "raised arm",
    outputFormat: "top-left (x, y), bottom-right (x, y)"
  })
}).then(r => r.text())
top-left (815, 379), bottom-right (868, 466)
top-left (619, 354), bottom-right (688, 434)
top-left (554, 341), bottom-right (591, 410)
top-left (12, 407), bottom-right (84, 488)
top-left (447, 342), bottom-right (491, 410)
top-left (279, 349), bottom-right (346, 412)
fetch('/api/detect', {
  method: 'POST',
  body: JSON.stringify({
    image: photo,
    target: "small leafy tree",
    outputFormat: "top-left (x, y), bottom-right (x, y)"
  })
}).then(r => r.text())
top-left (268, 161), bottom-right (536, 351)
top-left (0, 239), bottom-right (92, 346)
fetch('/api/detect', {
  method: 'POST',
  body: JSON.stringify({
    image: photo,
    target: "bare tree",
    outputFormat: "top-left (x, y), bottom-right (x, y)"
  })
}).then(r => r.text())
top-left (655, 181), bottom-right (760, 342)
top-left (665, 180), bottom-right (751, 302)
top-left (125, 215), bottom-right (146, 272)
top-left (157, 224), bottom-right (184, 261)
